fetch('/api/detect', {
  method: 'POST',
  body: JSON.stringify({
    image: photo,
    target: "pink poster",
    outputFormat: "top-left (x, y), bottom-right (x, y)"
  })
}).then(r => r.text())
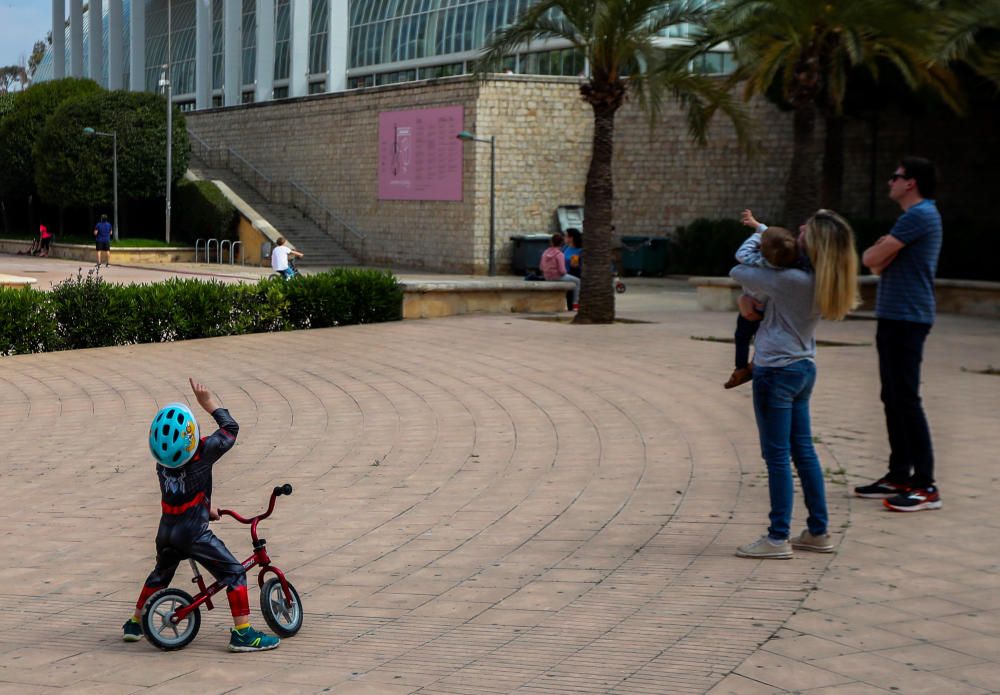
top-left (378, 106), bottom-right (464, 201)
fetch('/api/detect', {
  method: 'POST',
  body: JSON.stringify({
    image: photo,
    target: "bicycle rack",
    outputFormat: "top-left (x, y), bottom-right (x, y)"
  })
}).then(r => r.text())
top-left (195, 239), bottom-right (205, 263)
top-left (220, 240), bottom-right (231, 264)
top-left (206, 238), bottom-right (219, 263)
top-left (231, 240), bottom-right (243, 265)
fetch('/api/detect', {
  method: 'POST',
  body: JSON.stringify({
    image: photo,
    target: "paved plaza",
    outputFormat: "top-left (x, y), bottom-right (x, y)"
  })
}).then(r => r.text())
top-left (0, 256), bottom-right (998, 694)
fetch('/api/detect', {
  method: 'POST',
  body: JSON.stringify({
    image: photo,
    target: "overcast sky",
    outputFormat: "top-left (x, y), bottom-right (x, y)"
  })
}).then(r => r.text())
top-left (1, 1), bottom-right (51, 69)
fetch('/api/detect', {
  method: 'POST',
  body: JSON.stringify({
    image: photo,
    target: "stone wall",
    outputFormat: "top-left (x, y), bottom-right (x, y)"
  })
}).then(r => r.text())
top-left (188, 78), bottom-right (482, 272)
top-left (187, 75), bottom-right (998, 274)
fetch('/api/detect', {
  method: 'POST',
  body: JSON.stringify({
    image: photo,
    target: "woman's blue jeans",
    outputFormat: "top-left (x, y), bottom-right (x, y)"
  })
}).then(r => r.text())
top-left (752, 360), bottom-right (828, 541)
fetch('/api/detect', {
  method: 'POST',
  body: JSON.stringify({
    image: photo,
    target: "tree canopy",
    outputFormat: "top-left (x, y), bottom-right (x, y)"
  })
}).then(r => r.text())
top-left (0, 78), bottom-right (102, 202)
top-left (33, 89), bottom-right (190, 209)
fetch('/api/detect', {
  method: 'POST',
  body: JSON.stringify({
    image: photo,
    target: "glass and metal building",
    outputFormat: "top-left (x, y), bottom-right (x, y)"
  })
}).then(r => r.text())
top-left (37, 1), bottom-right (729, 110)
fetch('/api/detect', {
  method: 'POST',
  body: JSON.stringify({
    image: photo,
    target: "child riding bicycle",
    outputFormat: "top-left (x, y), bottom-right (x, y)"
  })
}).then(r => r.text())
top-left (122, 378), bottom-right (280, 652)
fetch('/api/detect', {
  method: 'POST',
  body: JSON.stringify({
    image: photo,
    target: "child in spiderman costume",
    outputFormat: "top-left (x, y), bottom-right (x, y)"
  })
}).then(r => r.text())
top-left (122, 378), bottom-right (279, 652)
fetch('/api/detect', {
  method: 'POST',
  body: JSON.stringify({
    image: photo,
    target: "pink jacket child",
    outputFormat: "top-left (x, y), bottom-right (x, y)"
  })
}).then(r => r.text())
top-left (540, 245), bottom-right (567, 280)
top-left (538, 232), bottom-right (581, 310)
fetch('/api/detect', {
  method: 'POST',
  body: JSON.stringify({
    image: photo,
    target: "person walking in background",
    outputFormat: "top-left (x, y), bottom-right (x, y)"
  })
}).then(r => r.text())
top-left (38, 224), bottom-right (53, 257)
top-left (730, 210), bottom-right (858, 559)
top-left (855, 156), bottom-right (943, 512)
top-left (540, 232), bottom-right (580, 311)
top-left (94, 214), bottom-right (113, 267)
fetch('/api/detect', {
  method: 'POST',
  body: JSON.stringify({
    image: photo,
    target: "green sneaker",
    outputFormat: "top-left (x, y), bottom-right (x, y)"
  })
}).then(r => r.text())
top-left (122, 618), bottom-right (143, 642)
top-left (228, 625), bottom-right (280, 652)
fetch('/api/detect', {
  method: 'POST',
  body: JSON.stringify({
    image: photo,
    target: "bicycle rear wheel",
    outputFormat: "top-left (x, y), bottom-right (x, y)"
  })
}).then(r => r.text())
top-left (142, 588), bottom-right (201, 650)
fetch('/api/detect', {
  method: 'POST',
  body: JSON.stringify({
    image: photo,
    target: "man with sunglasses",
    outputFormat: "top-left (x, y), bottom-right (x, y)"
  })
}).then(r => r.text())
top-left (856, 156), bottom-right (943, 512)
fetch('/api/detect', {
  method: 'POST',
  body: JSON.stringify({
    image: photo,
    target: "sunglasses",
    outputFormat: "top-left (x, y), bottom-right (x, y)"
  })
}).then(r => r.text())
top-left (888, 173), bottom-right (910, 182)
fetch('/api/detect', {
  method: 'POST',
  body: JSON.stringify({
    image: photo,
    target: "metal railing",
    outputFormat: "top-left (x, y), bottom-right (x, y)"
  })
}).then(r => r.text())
top-left (195, 237), bottom-right (244, 264)
top-left (188, 129), bottom-right (214, 164)
top-left (223, 147), bottom-right (276, 202)
top-left (187, 129), bottom-right (365, 263)
top-left (289, 180), bottom-right (366, 262)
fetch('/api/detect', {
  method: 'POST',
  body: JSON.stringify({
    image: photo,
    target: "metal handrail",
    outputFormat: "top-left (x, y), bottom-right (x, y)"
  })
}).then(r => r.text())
top-left (288, 181), bottom-right (364, 242)
top-left (289, 180), bottom-right (366, 262)
top-left (186, 130), bottom-right (364, 263)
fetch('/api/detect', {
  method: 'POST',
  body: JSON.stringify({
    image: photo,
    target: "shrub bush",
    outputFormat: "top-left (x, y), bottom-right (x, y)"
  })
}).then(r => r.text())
top-left (0, 268), bottom-right (403, 356)
top-left (172, 180), bottom-right (239, 244)
top-left (667, 218), bottom-right (750, 276)
top-left (0, 286), bottom-right (59, 355)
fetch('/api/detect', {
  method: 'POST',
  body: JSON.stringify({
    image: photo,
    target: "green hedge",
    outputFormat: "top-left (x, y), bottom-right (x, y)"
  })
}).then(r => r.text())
top-left (172, 179), bottom-right (239, 244)
top-left (0, 267), bottom-right (403, 356)
top-left (669, 216), bottom-right (999, 282)
top-left (667, 218), bottom-right (749, 276)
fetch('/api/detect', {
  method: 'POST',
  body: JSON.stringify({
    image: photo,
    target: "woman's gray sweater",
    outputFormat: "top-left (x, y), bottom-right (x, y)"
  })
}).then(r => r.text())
top-left (730, 264), bottom-right (818, 368)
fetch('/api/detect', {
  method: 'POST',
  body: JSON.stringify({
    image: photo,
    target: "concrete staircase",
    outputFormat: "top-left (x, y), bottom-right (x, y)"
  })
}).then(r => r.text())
top-left (187, 155), bottom-right (359, 269)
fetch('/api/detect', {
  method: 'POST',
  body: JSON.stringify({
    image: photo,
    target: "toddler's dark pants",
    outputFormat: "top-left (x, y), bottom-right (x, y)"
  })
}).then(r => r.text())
top-left (734, 314), bottom-right (761, 368)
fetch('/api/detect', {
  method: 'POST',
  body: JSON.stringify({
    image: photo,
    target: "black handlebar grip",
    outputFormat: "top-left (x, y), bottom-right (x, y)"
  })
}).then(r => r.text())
top-left (280, 483), bottom-right (293, 496)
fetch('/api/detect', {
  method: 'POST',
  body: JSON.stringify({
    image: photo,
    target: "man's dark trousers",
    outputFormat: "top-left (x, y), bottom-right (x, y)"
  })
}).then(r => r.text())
top-left (877, 318), bottom-right (934, 488)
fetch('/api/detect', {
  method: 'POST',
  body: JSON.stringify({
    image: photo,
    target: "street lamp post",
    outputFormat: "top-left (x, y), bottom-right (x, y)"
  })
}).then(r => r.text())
top-left (457, 130), bottom-right (496, 276)
top-left (82, 127), bottom-right (119, 242)
top-left (160, 0), bottom-right (173, 243)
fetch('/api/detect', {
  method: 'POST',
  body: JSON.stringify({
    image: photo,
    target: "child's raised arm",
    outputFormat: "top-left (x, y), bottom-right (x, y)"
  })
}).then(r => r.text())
top-left (741, 209), bottom-right (762, 229)
top-left (190, 377), bottom-right (220, 414)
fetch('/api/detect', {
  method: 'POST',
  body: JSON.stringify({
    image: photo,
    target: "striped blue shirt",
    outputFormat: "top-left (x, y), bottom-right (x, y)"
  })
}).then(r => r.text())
top-left (875, 199), bottom-right (942, 325)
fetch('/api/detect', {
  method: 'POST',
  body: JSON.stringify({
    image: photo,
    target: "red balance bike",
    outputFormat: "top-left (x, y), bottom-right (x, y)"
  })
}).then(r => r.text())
top-left (141, 484), bottom-right (303, 651)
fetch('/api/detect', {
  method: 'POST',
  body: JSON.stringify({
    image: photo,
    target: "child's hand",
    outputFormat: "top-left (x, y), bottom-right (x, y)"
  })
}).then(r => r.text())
top-left (190, 377), bottom-right (220, 413)
top-left (741, 209), bottom-right (761, 229)
top-left (209, 506), bottom-right (221, 521)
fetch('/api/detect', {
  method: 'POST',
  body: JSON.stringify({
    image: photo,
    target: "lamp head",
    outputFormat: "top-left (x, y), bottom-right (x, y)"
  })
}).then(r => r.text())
top-left (82, 127), bottom-right (96, 135)
top-left (456, 131), bottom-right (475, 141)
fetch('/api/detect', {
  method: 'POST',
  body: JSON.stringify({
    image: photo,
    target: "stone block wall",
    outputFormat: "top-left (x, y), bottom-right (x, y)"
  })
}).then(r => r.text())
top-left (187, 74), bottom-right (998, 274)
top-left (188, 78), bottom-right (482, 272)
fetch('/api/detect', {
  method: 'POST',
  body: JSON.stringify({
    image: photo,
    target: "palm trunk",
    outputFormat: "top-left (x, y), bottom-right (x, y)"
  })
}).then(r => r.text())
top-left (575, 102), bottom-right (617, 325)
top-left (821, 113), bottom-right (845, 211)
top-left (783, 101), bottom-right (820, 227)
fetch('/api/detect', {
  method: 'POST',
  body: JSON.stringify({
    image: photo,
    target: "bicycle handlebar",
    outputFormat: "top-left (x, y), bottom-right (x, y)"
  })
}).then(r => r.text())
top-left (218, 483), bottom-right (293, 530)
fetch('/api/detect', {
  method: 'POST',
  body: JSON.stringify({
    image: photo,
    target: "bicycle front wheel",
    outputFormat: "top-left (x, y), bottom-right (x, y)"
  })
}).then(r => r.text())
top-left (260, 578), bottom-right (303, 637)
top-left (142, 588), bottom-right (201, 650)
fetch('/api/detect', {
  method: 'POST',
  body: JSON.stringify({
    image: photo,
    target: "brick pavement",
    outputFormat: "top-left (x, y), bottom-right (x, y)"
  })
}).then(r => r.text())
top-left (0, 260), bottom-right (998, 694)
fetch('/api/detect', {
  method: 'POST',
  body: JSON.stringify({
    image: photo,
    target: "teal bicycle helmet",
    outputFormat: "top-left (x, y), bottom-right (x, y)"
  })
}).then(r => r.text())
top-left (149, 402), bottom-right (200, 468)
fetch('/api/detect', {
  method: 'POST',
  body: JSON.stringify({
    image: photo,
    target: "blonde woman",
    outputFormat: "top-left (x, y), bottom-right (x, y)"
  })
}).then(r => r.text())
top-left (730, 209), bottom-right (858, 559)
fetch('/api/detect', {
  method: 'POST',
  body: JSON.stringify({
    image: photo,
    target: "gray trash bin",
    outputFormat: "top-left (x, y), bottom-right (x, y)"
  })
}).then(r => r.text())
top-left (510, 233), bottom-right (553, 275)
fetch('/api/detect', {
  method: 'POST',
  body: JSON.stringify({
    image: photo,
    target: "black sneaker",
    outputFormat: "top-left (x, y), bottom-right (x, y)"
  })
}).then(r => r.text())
top-left (884, 486), bottom-right (942, 512)
top-left (122, 618), bottom-right (143, 642)
top-left (854, 478), bottom-right (908, 499)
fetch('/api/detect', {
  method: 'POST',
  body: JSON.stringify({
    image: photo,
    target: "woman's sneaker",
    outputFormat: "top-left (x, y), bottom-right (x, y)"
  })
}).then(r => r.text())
top-left (791, 530), bottom-right (835, 553)
top-left (122, 618), bottom-right (143, 642)
top-left (884, 486), bottom-right (942, 512)
top-left (228, 625), bottom-right (280, 652)
top-left (854, 478), bottom-right (908, 499)
top-left (735, 535), bottom-right (792, 559)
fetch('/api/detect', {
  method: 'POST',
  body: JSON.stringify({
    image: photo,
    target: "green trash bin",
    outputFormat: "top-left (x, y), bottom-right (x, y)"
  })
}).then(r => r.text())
top-left (620, 236), bottom-right (669, 276)
top-left (510, 234), bottom-right (553, 275)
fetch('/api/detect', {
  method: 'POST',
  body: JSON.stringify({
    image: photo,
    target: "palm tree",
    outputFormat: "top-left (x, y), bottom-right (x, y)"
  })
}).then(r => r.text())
top-left (477, 0), bottom-right (750, 324)
top-left (709, 0), bottom-right (962, 224)
top-left (933, 0), bottom-right (1000, 87)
